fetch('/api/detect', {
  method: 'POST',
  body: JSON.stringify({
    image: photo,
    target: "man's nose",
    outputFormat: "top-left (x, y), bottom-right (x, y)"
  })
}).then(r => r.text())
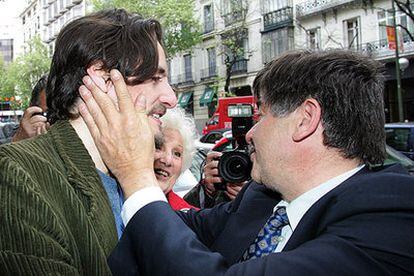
top-left (245, 124), bottom-right (256, 145)
top-left (159, 82), bottom-right (177, 108)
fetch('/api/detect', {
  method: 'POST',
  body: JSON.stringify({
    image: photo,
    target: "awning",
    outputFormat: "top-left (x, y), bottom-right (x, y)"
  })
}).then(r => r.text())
top-left (199, 88), bottom-right (215, 107)
top-left (178, 91), bottom-right (193, 107)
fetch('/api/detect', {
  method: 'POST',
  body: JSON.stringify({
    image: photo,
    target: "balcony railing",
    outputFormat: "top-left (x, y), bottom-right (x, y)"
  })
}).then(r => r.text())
top-left (204, 20), bottom-right (214, 34)
top-left (222, 9), bottom-right (246, 27)
top-left (296, 0), bottom-right (355, 18)
top-left (359, 37), bottom-right (414, 59)
top-left (231, 59), bottom-right (248, 74)
top-left (263, 7), bottom-right (293, 32)
top-left (201, 66), bottom-right (217, 80)
top-left (171, 73), bottom-right (194, 86)
top-left (65, 0), bottom-right (75, 8)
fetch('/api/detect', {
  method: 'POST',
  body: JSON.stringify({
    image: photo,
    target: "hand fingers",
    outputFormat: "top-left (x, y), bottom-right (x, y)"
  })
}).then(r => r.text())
top-left (230, 181), bottom-right (246, 187)
top-left (206, 151), bottom-right (222, 162)
top-left (204, 182), bottom-right (216, 195)
top-left (23, 106), bottom-right (43, 120)
top-left (227, 184), bottom-right (243, 192)
top-left (82, 75), bottom-right (117, 121)
top-left (204, 168), bottom-right (219, 178)
top-left (40, 124), bottom-right (48, 134)
top-left (224, 191), bottom-right (236, 201)
top-left (205, 160), bottom-right (219, 170)
top-left (204, 175), bottom-right (222, 186)
top-left (79, 84), bottom-right (108, 132)
top-left (226, 185), bottom-right (241, 199)
top-left (134, 94), bottom-right (147, 115)
top-left (110, 69), bottom-right (135, 114)
top-left (29, 115), bottom-right (48, 124)
top-left (32, 122), bottom-right (48, 129)
top-left (78, 101), bottom-right (101, 141)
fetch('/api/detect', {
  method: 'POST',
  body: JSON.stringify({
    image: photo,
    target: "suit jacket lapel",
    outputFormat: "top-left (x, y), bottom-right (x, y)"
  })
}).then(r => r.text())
top-left (282, 167), bottom-right (373, 251)
top-left (212, 182), bottom-right (282, 264)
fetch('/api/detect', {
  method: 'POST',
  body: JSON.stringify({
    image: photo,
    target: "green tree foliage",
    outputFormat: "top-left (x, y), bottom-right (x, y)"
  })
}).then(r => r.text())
top-left (92, 0), bottom-right (201, 56)
top-left (0, 36), bottom-right (51, 109)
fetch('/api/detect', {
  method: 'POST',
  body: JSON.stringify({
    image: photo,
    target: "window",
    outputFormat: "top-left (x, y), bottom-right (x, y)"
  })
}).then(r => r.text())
top-left (378, 10), bottom-right (414, 43)
top-left (386, 128), bottom-right (411, 152)
top-left (262, 0), bottom-right (290, 13)
top-left (262, 28), bottom-right (293, 63)
top-left (308, 28), bottom-right (320, 49)
top-left (207, 47), bottom-right (216, 76)
top-left (184, 54), bottom-right (193, 82)
top-left (221, 0), bottom-right (245, 26)
top-left (204, 4), bottom-right (214, 33)
top-left (344, 18), bottom-right (360, 50)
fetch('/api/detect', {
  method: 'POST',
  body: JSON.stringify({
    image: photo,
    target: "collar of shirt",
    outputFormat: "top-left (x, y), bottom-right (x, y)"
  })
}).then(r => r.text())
top-left (275, 164), bottom-right (365, 231)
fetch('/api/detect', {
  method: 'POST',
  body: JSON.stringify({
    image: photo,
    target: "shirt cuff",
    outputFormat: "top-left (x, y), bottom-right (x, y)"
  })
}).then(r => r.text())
top-left (121, 186), bottom-right (167, 226)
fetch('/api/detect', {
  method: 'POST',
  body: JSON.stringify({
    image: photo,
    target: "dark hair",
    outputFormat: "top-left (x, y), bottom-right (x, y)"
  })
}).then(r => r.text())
top-left (47, 9), bottom-right (163, 124)
top-left (29, 74), bottom-right (48, 107)
top-left (253, 50), bottom-right (386, 164)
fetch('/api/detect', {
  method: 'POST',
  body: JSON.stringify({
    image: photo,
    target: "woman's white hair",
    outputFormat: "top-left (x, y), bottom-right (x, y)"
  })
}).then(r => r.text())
top-left (160, 107), bottom-right (198, 172)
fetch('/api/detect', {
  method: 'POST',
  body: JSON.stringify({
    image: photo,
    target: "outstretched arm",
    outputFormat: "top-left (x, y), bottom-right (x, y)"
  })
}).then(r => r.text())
top-left (78, 70), bottom-right (159, 198)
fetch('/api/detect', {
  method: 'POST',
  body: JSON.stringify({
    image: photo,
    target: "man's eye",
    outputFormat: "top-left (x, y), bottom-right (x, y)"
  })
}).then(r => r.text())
top-left (152, 76), bottom-right (162, 82)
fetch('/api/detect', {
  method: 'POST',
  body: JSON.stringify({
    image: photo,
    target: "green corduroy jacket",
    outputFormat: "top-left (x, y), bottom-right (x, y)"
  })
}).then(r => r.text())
top-left (0, 120), bottom-right (117, 275)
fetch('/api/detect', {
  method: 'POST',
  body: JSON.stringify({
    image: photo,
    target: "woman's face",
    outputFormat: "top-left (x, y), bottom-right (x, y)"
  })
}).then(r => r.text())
top-left (154, 128), bottom-right (184, 194)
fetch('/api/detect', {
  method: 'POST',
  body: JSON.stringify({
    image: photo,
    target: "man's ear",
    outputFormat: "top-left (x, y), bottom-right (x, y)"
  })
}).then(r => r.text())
top-left (86, 62), bottom-right (110, 92)
top-left (292, 98), bottom-right (321, 142)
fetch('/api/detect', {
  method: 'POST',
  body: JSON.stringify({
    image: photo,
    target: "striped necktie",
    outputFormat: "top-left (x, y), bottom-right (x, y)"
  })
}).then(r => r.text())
top-left (241, 206), bottom-right (289, 261)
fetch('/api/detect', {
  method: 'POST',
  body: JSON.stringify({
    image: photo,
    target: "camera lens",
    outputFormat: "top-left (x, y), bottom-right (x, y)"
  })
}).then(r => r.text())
top-left (218, 150), bottom-right (252, 183)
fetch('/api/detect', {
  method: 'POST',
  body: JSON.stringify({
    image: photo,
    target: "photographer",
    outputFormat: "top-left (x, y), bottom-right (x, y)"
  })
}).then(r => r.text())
top-left (185, 151), bottom-right (247, 208)
top-left (0, 75), bottom-right (48, 145)
top-left (186, 106), bottom-right (254, 208)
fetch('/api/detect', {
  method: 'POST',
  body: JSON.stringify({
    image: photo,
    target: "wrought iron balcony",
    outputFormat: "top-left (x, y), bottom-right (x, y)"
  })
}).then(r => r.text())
top-left (263, 7), bottom-right (293, 32)
top-left (171, 73), bottom-right (194, 86)
top-left (204, 20), bottom-right (214, 34)
top-left (222, 9), bottom-right (246, 27)
top-left (296, 0), bottom-right (355, 18)
top-left (231, 59), bottom-right (248, 74)
top-left (359, 37), bottom-right (414, 59)
top-left (201, 66), bottom-right (217, 80)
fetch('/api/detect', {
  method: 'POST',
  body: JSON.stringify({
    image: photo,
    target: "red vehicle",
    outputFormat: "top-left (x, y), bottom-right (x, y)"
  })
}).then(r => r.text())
top-left (202, 96), bottom-right (258, 135)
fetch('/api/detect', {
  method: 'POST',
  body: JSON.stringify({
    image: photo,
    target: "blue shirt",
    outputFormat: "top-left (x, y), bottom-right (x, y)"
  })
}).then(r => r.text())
top-left (97, 169), bottom-right (124, 239)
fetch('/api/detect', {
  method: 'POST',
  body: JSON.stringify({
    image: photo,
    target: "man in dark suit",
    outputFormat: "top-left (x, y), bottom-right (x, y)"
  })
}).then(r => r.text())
top-left (79, 50), bottom-right (414, 275)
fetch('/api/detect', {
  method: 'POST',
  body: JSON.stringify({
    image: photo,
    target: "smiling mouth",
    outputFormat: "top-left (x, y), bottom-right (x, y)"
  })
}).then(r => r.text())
top-left (154, 168), bottom-right (170, 178)
top-left (148, 108), bottom-right (166, 126)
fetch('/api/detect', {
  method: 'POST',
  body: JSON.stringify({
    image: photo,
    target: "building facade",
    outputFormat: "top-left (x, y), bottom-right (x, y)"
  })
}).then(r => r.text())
top-left (20, 0), bottom-right (90, 54)
top-left (294, 0), bottom-right (414, 123)
top-left (170, 0), bottom-right (414, 131)
top-left (0, 0), bottom-right (25, 63)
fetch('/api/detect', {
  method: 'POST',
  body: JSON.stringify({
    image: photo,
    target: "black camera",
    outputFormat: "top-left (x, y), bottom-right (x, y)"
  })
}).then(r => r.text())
top-left (216, 104), bottom-right (254, 189)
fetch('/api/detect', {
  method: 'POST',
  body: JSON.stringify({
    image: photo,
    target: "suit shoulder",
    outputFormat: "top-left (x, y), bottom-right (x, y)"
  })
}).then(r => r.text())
top-left (332, 167), bottom-right (414, 211)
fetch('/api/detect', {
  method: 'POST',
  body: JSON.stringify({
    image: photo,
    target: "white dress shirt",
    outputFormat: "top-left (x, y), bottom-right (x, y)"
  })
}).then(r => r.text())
top-left (273, 165), bottom-right (364, 252)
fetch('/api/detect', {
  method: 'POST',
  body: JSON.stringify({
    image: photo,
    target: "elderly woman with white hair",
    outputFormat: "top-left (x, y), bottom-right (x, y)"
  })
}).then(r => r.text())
top-left (154, 107), bottom-right (199, 211)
